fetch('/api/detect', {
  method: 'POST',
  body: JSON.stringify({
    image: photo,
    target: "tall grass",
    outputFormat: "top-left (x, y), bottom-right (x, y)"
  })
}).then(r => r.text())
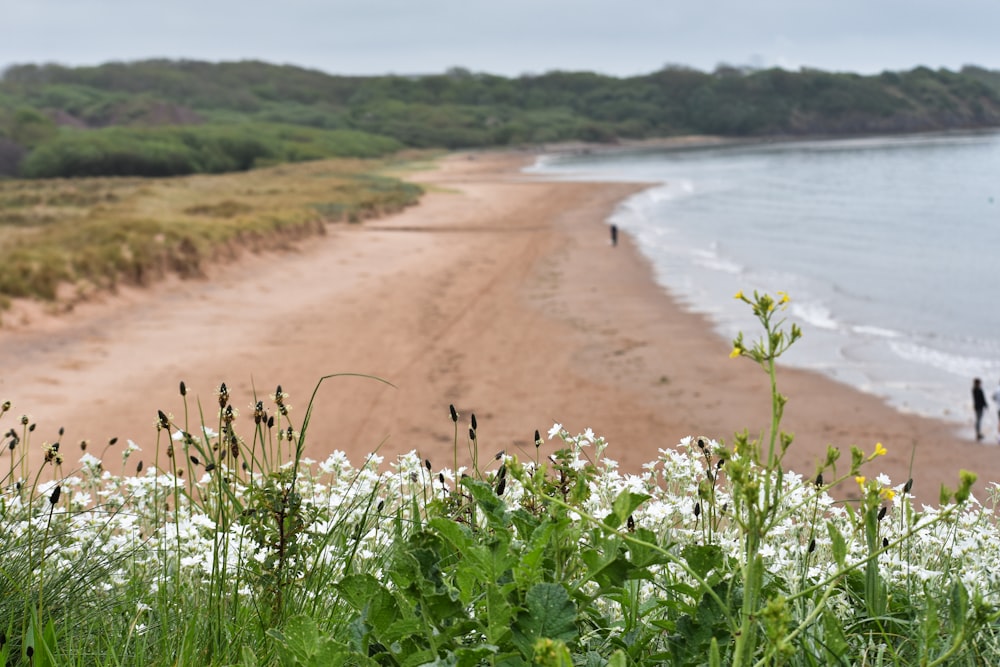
top-left (1, 291), bottom-right (999, 665)
top-left (0, 157), bottom-right (423, 305)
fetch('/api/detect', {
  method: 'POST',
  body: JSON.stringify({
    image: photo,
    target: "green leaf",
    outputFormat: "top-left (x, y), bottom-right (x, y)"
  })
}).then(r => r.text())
top-left (512, 583), bottom-right (578, 657)
top-left (948, 580), bottom-right (969, 634)
top-left (428, 516), bottom-right (473, 550)
top-left (454, 645), bottom-right (500, 667)
top-left (821, 608), bottom-right (850, 659)
top-left (240, 646), bottom-right (260, 667)
top-left (827, 521), bottom-right (847, 567)
top-left (462, 477), bottom-right (510, 527)
top-left (681, 543), bottom-right (723, 578)
top-left (627, 526), bottom-right (671, 569)
top-left (337, 573), bottom-right (402, 636)
top-left (581, 543), bottom-right (633, 591)
top-left (267, 615), bottom-right (350, 667)
top-left (383, 616), bottom-right (424, 645)
top-left (920, 582), bottom-right (941, 655)
top-left (27, 615), bottom-right (57, 667)
top-left (605, 490), bottom-right (651, 529)
top-left (607, 649), bottom-right (628, 667)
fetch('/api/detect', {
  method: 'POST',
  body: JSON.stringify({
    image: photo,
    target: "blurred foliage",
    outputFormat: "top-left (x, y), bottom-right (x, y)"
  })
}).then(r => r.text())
top-left (2, 59), bottom-right (1000, 178)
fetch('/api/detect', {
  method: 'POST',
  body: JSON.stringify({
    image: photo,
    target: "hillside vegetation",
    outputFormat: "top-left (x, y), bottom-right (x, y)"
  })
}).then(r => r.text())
top-left (2, 60), bottom-right (1000, 178)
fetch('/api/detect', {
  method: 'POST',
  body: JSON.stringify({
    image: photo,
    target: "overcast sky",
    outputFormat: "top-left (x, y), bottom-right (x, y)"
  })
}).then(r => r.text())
top-left (3, 0), bottom-right (999, 78)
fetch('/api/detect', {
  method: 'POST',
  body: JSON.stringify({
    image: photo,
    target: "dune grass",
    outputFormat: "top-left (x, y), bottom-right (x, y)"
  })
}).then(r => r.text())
top-left (1, 291), bottom-right (999, 665)
top-left (0, 155), bottom-right (424, 308)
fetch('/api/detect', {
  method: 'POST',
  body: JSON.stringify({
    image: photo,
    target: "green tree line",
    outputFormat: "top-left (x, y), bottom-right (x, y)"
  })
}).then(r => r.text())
top-left (2, 59), bottom-right (1000, 178)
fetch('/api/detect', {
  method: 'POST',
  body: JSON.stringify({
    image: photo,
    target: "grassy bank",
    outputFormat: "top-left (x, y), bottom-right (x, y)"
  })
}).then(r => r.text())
top-left (0, 292), bottom-right (996, 666)
top-left (0, 156), bottom-right (424, 308)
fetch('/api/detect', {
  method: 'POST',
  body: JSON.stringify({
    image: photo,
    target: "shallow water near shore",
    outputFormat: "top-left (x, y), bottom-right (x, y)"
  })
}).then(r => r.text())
top-left (529, 131), bottom-right (1000, 429)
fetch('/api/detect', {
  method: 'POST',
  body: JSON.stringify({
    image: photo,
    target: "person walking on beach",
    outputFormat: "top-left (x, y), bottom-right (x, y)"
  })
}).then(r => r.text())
top-left (609, 223), bottom-right (618, 247)
top-left (973, 377), bottom-right (988, 441)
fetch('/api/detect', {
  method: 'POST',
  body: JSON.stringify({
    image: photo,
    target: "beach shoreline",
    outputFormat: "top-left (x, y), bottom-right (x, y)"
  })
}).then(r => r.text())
top-left (0, 150), bottom-right (991, 504)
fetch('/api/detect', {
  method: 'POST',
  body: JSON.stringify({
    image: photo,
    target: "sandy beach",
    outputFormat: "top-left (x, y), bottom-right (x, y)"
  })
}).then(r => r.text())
top-left (0, 151), bottom-right (992, 505)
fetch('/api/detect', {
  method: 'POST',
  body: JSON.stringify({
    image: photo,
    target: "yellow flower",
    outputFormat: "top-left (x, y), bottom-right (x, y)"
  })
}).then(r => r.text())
top-left (734, 290), bottom-right (744, 300)
top-left (880, 488), bottom-right (896, 501)
top-left (777, 291), bottom-right (790, 307)
top-left (868, 442), bottom-right (887, 462)
top-left (729, 346), bottom-right (742, 359)
top-left (855, 475), bottom-right (866, 487)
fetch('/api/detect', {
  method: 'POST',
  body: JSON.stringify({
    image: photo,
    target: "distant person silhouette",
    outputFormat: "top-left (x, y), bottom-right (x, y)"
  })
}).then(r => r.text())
top-left (973, 377), bottom-right (988, 441)
top-left (610, 223), bottom-right (618, 247)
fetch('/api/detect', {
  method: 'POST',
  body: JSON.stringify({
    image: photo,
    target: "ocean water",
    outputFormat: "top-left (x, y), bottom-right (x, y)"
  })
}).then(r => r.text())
top-left (527, 131), bottom-right (1000, 428)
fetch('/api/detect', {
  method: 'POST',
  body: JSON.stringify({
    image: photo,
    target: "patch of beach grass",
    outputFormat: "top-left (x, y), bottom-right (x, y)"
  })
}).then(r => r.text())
top-left (0, 157), bottom-right (424, 307)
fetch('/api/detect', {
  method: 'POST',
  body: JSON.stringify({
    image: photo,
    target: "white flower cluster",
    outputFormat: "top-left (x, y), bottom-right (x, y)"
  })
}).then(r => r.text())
top-left (3, 427), bottom-right (999, 628)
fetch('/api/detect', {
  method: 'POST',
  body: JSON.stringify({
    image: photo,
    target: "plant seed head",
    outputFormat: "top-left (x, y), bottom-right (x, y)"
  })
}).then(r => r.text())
top-left (217, 382), bottom-right (229, 407)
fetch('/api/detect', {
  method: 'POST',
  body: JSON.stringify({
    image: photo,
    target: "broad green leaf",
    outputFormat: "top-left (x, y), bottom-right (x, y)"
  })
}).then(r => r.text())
top-left (455, 645), bottom-right (499, 667)
top-left (681, 543), bottom-right (723, 578)
top-left (581, 545), bottom-right (633, 590)
top-left (273, 615), bottom-right (319, 660)
top-left (428, 516), bottom-right (473, 549)
top-left (268, 615), bottom-right (350, 667)
top-left (607, 649), bottom-right (628, 667)
top-left (337, 574), bottom-right (403, 637)
top-left (512, 582), bottom-right (578, 656)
